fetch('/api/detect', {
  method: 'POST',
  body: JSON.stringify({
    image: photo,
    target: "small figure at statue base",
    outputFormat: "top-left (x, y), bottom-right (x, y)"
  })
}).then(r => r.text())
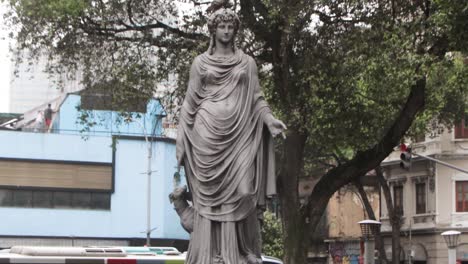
top-left (169, 185), bottom-right (194, 233)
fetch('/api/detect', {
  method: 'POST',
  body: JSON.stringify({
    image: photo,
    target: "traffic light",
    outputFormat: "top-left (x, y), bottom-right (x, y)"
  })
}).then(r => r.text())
top-left (400, 145), bottom-right (412, 170)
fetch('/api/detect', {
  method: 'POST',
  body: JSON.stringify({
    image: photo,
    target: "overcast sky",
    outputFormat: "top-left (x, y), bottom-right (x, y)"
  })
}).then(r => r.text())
top-left (0, 2), bottom-right (12, 112)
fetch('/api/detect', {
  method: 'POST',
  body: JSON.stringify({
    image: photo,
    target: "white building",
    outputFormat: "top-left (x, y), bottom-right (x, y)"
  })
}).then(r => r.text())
top-left (381, 120), bottom-right (468, 263)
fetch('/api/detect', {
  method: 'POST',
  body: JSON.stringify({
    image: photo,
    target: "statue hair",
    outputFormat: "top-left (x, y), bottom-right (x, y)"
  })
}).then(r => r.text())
top-left (207, 8), bottom-right (240, 55)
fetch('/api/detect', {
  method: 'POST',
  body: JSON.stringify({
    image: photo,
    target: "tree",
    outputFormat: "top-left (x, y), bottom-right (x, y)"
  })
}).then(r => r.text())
top-left (355, 167), bottom-right (402, 264)
top-left (261, 211), bottom-right (284, 260)
top-left (376, 167), bottom-right (403, 264)
top-left (354, 175), bottom-right (388, 264)
top-left (2, 0), bottom-right (468, 263)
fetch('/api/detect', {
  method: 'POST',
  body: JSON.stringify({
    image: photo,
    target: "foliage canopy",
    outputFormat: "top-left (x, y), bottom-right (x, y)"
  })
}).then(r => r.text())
top-left (3, 0), bottom-right (468, 263)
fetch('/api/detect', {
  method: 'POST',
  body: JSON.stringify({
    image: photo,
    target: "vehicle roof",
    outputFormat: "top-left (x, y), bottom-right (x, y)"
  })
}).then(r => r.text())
top-left (1, 246), bottom-right (282, 264)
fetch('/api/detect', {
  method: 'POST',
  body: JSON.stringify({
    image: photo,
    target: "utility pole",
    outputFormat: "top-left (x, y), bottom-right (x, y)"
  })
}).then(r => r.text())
top-left (411, 152), bottom-right (468, 175)
top-left (145, 131), bottom-right (152, 247)
top-left (131, 117), bottom-right (155, 246)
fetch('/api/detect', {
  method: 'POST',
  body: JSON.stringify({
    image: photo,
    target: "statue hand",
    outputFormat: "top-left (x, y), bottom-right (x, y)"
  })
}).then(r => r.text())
top-left (267, 118), bottom-right (287, 139)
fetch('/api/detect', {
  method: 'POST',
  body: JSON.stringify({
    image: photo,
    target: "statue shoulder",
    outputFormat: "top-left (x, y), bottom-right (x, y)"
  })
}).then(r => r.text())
top-left (189, 54), bottom-right (205, 72)
top-left (242, 54), bottom-right (258, 70)
top-left (191, 52), bottom-right (213, 67)
top-left (192, 54), bottom-right (203, 64)
top-left (240, 52), bottom-right (256, 64)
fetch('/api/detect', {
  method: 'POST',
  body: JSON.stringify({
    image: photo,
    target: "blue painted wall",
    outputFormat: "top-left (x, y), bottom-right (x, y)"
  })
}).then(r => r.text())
top-left (112, 138), bottom-right (187, 239)
top-left (56, 94), bottom-right (165, 137)
top-left (0, 130), bottom-right (111, 162)
top-left (0, 93), bottom-right (189, 241)
top-left (0, 130), bottom-right (188, 240)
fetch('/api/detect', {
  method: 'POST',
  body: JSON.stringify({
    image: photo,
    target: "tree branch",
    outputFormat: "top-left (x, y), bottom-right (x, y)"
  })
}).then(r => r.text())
top-left (239, 0), bottom-right (272, 45)
top-left (376, 166), bottom-right (395, 220)
top-left (312, 9), bottom-right (370, 25)
top-left (126, 0), bottom-right (137, 26)
top-left (78, 24), bottom-right (199, 49)
top-left (354, 178), bottom-right (388, 263)
top-left (81, 16), bottom-right (206, 41)
top-left (188, 0), bottom-right (211, 5)
top-left (251, 0), bottom-right (269, 20)
top-left (302, 76), bottom-right (426, 224)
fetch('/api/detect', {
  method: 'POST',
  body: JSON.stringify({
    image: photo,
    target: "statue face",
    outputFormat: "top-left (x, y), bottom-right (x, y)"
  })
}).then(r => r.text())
top-left (215, 21), bottom-right (235, 45)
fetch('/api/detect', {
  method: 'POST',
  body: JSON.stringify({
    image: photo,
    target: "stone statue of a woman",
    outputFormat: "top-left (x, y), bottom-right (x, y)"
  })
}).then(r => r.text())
top-left (174, 4), bottom-right (286, 264)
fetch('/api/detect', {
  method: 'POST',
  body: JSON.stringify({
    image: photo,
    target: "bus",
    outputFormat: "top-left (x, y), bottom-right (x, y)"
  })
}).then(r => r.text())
top-left (0, 246), bottom-right (283, 264)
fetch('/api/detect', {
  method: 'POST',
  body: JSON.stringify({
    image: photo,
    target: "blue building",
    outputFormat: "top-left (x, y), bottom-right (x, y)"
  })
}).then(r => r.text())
top-left (0, 93), bottom-right (188, 249)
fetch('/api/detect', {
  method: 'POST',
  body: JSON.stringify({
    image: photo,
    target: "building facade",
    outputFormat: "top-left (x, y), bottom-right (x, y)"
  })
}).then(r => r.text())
top-left (325, 178), bottom-right (380, 264)
top-left (381, 123), bottom-right (468, 263)
top-left (299, 175), bottom-right (380, 264)
top-left (0, 93), bottom-right (189, 249)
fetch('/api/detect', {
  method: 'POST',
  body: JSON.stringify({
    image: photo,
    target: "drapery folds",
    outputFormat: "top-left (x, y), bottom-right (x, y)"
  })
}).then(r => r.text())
top-left (176, 50), bottom-right (276, 264)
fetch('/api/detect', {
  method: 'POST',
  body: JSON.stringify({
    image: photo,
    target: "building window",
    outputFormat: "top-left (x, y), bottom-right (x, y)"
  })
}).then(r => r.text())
top-left (415, 183), bottom-right (426, 214)
top-left (393, 185), bottom-right (404, 215)
top-left (0, 189), bottom-right (111, 210)
top-left (456, 181), bottom-right (468, 212)
top-left (455, 116), bottom-right (468, 139)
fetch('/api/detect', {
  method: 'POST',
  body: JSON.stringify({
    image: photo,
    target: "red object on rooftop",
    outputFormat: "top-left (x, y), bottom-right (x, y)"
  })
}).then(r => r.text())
top-left (400, 143), bottom-right (407, 152)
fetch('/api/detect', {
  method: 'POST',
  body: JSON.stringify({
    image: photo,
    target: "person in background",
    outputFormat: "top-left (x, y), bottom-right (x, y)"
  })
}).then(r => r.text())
top-left (44, 104), bottom-right (54, 129)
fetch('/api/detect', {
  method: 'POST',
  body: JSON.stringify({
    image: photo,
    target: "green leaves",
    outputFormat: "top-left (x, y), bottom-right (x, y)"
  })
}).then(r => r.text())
top-left (261, 211), bottom-right (284, 260)
top-left (432, 0), bottom-right (468, 53)
top-left (254, 0), bottom-right (468, 171)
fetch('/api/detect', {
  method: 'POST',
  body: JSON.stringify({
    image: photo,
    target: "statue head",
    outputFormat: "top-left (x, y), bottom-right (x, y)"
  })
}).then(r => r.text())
top-left (207, 8), bottom-right (240, 37)
top-left (207, 8), bottom-right (240, 54)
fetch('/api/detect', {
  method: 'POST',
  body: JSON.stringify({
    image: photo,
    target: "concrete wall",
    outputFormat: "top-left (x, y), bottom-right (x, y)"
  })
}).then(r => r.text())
top-left (0, 130), bottom-right (188, 241)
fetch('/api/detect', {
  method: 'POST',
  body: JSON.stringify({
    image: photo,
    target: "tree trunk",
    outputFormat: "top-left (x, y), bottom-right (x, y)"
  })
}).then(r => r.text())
top-left (376, 167), bottom-right (401, 264)
top-left (355, 180), bottom-right (388, 264)
top-left (391, 222), bottom-right (401, 264)
top-left (279, 128), bottom-right (308, 264)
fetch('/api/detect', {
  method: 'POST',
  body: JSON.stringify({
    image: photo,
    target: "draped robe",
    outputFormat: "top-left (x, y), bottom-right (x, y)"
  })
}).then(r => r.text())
top-left (176, 50), bottom-right (276, 264)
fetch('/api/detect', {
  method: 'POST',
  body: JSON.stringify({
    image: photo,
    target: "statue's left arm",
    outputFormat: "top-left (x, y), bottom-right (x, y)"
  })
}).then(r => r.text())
top-left (249, 57), bottom-right (287, 138)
